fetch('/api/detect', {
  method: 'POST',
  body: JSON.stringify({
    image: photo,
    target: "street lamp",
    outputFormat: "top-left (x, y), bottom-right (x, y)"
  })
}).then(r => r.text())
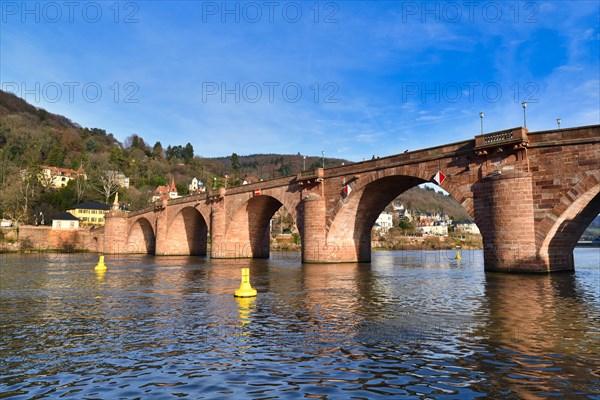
top-left (556, 118), bottom-right (561, 129)
top-left (479, 111), bottom-right (484, 134)
top-left (213, 176), bottom-right (216, 189)
top-left (321, 151), bottom-right (325, 168)
top-left (224, 174), bottom-right (228, 188)
top-left (521, 101), bottom-right (527, 128)
top-left (303, 155), bottom-right (306, 171)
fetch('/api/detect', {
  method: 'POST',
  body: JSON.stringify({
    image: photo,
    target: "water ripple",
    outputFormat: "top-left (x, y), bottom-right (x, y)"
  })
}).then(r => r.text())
top-left (1, 249), bottom-right (598, 398)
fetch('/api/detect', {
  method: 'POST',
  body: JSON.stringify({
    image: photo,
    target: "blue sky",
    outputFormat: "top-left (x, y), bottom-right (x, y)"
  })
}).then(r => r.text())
top-left (1, 1), bottom-right (599, 161)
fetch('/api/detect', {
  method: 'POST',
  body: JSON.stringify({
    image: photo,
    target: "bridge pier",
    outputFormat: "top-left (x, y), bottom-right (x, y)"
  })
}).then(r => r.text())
top-left (210, 196), bottom-right (230, 258)
top-left (301, 194), bottom-right (329, 263)
top-left (154, 204), bottom-right (169, 255)
top-left (104, 210), bottom-right (129, 254)
top-left (474, 170), bottom-right (548, 272)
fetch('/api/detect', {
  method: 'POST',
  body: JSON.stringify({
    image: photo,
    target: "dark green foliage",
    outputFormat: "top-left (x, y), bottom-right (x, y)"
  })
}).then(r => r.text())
top-left (152, 141), bottom-right (164, 158)
top-left (230, 153), bottom-right (240, 172)
top-left (166, 143), bottom-right (194, 163)
top-left (398, 220), bottom-right (414, 230)
top-left (85, 140), bottom-right (97, 153)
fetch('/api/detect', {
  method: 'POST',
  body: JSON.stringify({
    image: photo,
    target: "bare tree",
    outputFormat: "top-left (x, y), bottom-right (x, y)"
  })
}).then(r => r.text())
top-left (74, 164), bottom-right (88, 204)
top-left (0, 166), bottom-right (38, 226)
top-left (89, 154), bottom-right (121, 203)
top-left (95, 169), bottom-right (120, 203)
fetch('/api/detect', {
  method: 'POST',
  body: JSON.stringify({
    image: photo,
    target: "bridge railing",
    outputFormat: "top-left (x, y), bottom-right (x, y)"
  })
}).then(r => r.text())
top-left (475, 127), bottom-right (528, 151)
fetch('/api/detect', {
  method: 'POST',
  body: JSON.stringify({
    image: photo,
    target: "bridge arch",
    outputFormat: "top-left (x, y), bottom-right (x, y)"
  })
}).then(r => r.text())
top-left (537, 172), bottom-right (600, 269)
top-left (223, 194), bottom-right (296, 258)
top-left (327, 167), bottom-right (473, 235)
top-left (127, 217), bottom-right (156, 254)
top-left (325, 168), bottom-right (476, 262)
top-left (165, 206), bottom-right (208, 255)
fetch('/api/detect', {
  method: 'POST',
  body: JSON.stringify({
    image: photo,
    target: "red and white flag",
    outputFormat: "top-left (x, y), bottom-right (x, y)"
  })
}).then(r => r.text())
top-left (433, 171), bottom-right (446, 185)
top-left (342, 184), bottom-right (352, 199)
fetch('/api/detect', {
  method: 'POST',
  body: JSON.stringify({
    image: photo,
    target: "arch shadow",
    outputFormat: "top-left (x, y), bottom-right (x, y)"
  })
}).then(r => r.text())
top-left (128, 217), bottom-right (156, 254)
top-left (168, 206), bottom-right (208, 255)
top-left (226, 195), bottom-right (296, 258)
top-left (327, 174), bottom-right (476, 262)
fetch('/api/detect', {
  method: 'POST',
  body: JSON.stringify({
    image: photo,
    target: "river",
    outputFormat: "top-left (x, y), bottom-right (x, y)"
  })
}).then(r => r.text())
top-left (1, 249), bottom-right (598, 399)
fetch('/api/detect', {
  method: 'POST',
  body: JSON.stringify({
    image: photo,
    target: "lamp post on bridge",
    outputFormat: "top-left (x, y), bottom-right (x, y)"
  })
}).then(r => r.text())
top-left (303, 155), bottom-right (306, 171)
top-left (522, 101), bottom-right (527, 128)
top-left (557, 118), bottom-right (561, 129)
top-left (479, 111), bottom-right (484, 134)
top-left (321, 151), bottom-right (325, 169)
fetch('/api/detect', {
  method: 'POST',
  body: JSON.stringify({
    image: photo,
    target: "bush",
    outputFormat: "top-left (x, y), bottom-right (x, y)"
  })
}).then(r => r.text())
top-left (19, 236), bottom-right (34, 253)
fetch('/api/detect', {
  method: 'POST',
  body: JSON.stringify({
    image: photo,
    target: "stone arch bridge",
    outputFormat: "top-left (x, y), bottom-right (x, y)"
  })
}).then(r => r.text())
top-left (104, 125), bottom-right (600, 272)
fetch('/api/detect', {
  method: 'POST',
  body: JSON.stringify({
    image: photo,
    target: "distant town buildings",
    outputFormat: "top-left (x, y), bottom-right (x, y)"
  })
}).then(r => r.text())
top-left (453, 222), bottom-right (481, 235)
top-left (417, 222), bottom-right (448, 236)
top-left (152, 177), bottom-right (180, 202)
top-left (67, 202), bottom-right (111, 226)
top-left (38, 165), bottom-right (86, 188)
top-left (188, 177), bottom-right (206, 194)
top-left (394, 204), bottom-right (413, 221)
top-left (391, 202), bottom-right (486, 237)
top-left (110, 171), bottom-right (130, 188)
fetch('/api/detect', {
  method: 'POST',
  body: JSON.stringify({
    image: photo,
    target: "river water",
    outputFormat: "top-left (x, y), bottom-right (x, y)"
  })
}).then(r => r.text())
top-left (1, 249), bottom-right (598, 399)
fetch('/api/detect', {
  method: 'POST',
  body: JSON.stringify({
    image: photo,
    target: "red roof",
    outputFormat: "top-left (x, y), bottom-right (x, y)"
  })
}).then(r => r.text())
top-left (40, 165), bottom-right (85, 176)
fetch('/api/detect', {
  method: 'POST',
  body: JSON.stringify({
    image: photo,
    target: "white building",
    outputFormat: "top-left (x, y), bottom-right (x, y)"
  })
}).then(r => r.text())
top-left (454, 222), bottom-right (480, 235)
top-left (188, 177), bottom-right (206, 193)
top-left (418, 222), bottom-right (448, 236)
top-left (37, 165), bottom-right (86, 188)
top-left (110, 171), bottom-right (130, 188)
top-left (373, 212), bottom-right (394, 234)
top-left (52, 212), bottom-right (80, 230)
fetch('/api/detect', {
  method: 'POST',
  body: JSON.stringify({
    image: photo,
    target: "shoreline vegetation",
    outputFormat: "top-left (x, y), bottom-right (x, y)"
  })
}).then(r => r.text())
top-left (2, 228), bottom-right (598, 255)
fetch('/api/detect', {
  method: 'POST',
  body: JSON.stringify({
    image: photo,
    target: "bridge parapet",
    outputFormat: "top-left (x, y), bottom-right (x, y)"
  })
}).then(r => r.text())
top-left (475, 127), bottom-right (528, 154)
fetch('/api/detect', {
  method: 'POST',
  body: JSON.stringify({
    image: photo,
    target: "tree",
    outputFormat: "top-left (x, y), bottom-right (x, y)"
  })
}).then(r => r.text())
top-left (109, 145), bottom-right (125, 167)
top-left (85, 139), bottom-right (97, 153)
top-left (278, 163), bottom-right (291, 177)
top-left (0, 166), bottom-right (39, 226)
top-left (183, 143), bottom-right (194, 163)
top-left (166, 145), bottom-right (183, 160)
top-left (95, 170), bottom-right (121, 203)
top-left (230, 153), bottom-right (240, 173)
top-left (89, 154), bottom-right (121, 203)
top-left (47, 143), bottom-right (65, 166)
top-left (152, 141), bottom-right (164, 159)
top-left (125, 134), bottom-right (147, 151)
top-left (74, 167), bottom-right (88, 204)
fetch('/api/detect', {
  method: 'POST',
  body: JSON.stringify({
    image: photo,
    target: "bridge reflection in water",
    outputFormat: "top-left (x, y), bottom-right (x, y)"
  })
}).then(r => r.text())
top-left (0, 249), bottom-right (597, 398)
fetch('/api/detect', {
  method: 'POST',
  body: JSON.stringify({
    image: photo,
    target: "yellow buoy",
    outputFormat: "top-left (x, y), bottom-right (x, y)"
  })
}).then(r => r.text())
top-left (234, 267), bottom-right (257, 298)
top-left (95, 255), bottom-right (107, 271)
top-left (455, 247), bottom-right (462, 260)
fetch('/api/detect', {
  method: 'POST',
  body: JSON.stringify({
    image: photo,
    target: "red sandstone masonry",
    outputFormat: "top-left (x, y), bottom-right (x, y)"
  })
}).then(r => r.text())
top-left (101, 125), bottom-right (600, 272)
top-left (8, 226), bottom-right (104, 253)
